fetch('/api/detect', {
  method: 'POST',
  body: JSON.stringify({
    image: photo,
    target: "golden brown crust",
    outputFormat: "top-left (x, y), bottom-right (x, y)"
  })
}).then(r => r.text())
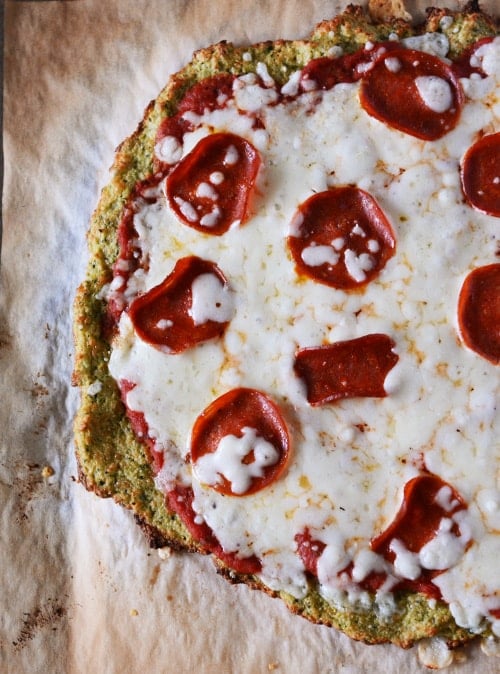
top-left (368, 0), bottom-right (411, 22)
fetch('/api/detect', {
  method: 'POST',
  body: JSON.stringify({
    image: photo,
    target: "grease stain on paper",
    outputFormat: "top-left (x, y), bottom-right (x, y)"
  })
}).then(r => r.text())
top-left (12, 599), bottom-right (66, 652)
top-left (0, 328), bottom-right (12, 355)
top-left (3, 461), bottom-right (55, 524)
top-left (149, 563), bottom-right (161, 588)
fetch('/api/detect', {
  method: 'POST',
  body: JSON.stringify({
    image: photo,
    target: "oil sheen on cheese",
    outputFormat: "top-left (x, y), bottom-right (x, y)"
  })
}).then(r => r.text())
top-left (109, 37), bottom-right (500, 634)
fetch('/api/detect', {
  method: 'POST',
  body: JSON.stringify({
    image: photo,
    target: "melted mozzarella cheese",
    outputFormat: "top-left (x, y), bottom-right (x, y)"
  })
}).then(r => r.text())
top-left (417, 638), bottom-right (454, 669)
top-left (301, 243), bottom-right (339, 266)
top-left (155, 135), bottom-right (183, 164)
top-left (109, 38), bottom-right (500, 631)
top-left (415, 75), bottom-right (453, 113)
top-left (188, 273), bottom-right (233, 325)
top-left (193, 427), bottom-right (279, 495)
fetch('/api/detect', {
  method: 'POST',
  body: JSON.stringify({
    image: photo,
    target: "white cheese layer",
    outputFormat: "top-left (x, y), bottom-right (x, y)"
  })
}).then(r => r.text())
top-left (109, 39), bottom-right (500, 631)
top-left (188, 273), bottom-right (234, 325)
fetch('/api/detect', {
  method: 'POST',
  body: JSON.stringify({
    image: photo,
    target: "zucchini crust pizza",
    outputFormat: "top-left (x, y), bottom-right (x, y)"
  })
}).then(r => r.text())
top-left (73, 2), bottom-right (500, 658)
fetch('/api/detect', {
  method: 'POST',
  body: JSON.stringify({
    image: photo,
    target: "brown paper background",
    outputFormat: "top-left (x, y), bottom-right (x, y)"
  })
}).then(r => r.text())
top-left (1, 1), bottom-right (498, 672)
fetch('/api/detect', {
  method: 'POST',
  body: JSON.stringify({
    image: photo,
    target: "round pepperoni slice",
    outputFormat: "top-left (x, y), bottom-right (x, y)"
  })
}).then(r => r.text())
top-left (294, 334), bottom-right (399, 405)
top-left (190, 388), bottom-right (290, 496)
top-left (166, 132), bottom-right (261, 235)
top-left (360, 48), bottom-right (463, 140)
top-left (287, 187), bottom-right (395, 290)
top-left (129, 256), bottom-right (233, 353)
top-left (371, 474), bottom-right (468, 568)
top-left (461, 133), bottom-right (500, 217)
top-left (458, 264), bottom-right (500, 365)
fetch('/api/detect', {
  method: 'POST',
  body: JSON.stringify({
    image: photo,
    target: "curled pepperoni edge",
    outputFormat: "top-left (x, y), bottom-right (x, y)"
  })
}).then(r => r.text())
top-left (190, 388), bottom-right (290, 497)
top-left (457, 263), bottom-right (500, 365)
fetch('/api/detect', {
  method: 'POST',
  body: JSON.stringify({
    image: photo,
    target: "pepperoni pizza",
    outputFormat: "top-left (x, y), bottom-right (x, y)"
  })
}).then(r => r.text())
top-left (73, 2), bottom-right (500, 661)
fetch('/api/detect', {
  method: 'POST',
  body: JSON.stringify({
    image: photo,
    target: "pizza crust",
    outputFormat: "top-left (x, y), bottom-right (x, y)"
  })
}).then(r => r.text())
top-left (368, 0), bottom-right (412, 22)
top-left (73, 3), bottom-right (499, 651)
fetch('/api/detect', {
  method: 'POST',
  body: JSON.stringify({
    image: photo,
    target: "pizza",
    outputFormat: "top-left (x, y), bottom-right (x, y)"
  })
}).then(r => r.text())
top-left (73, 1), bottom-right (500, 664)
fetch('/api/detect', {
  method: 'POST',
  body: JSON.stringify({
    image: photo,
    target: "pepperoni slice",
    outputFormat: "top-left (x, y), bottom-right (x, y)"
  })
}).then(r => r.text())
top-left (360, 48), bottom-right (463, 140)
top-left (287, 187), bottom-right (395, 290)
top-left (457, 264), bottom-right (500, 365)
top-left (294, 334), bottom-right (398, 405)
top-left (129, 256), bottom-right (233, 353)
top-left (461, 133), bottom-right (500, 217)
top-left (371, 474), bottom-right (468, 561)
top-left (190, 388), bottom-right (290, 496)
top-left (166, 132), bottom-right (261, 235)
top-left (300, 42), bottom-right (400, 91)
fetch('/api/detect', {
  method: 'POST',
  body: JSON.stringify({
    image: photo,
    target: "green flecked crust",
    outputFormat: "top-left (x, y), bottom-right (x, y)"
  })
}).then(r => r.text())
top-left (73, 4), bottom-right (498, 648)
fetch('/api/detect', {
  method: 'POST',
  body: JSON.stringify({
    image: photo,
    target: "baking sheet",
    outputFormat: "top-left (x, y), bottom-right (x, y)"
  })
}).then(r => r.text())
top-left (1, 1), bottom-right (498, 672)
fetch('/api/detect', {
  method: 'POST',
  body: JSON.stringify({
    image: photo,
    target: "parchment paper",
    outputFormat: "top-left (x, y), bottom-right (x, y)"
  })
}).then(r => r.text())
top-left (1, 1), bottom-right (498, 672)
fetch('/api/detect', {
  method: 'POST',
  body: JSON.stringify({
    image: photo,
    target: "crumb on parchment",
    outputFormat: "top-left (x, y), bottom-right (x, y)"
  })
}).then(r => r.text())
top-left (41, 465), bottom-right (55, 478)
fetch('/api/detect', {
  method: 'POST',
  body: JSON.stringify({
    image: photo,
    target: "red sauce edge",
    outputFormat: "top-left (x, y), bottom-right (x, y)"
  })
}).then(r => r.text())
top-left (167, 485), bottom-right (262, 574)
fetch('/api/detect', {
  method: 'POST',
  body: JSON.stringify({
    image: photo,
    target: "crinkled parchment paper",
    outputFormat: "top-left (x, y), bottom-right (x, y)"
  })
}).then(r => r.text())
top-left (1, 1), bottom-right (498, 672)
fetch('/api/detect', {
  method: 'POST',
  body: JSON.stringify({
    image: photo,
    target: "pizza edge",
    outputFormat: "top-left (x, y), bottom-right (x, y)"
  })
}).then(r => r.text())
top-left (72, 3), bottom-right (498, 648)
